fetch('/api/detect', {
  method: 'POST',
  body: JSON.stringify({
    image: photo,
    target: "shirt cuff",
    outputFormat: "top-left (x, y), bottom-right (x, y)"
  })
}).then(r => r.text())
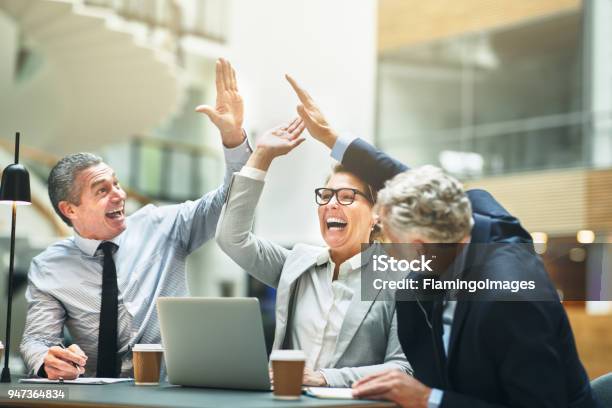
top-left (223, 131), bottom-right (252, 165)
top-left (239, 166), bottom-right (267, 181)
top-left (330, 133), bottom-right (357, 162)
top-left (318, 368), bottom-right (341, 387)
top-left (428, 388), bottom-right (443, 408)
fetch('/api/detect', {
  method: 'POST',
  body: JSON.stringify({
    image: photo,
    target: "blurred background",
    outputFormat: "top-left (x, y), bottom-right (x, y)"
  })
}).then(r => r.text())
top-left (0, 0), bottom-right (610, 378)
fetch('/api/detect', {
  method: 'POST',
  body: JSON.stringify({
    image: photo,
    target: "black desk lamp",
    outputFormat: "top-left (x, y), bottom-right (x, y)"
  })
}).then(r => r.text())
top-left (0, 132), bottom-right (31, 383)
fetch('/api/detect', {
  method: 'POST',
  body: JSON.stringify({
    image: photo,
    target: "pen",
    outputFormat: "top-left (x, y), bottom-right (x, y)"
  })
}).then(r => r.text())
top-left (58, 343), bottom-right (82, 379)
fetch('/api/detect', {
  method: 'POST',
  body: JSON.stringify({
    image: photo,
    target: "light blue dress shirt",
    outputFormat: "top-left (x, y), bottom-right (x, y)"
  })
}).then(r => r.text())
top-left (20, 140), bottom-right (251, 377)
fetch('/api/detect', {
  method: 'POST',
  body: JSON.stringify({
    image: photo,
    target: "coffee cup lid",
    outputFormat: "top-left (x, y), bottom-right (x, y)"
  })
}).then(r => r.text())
top-left (132, 344), bottom-right (163, 352)
top-left (269, 349), bottom-right (306, 361)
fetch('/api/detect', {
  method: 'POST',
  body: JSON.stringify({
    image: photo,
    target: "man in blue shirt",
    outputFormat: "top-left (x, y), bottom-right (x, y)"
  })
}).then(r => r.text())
top-left (20, 59), bottom-right (251, 380)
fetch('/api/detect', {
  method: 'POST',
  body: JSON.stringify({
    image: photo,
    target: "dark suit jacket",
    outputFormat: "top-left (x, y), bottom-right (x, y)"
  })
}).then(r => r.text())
top-left (342, 138), bottom-right (600, 408)
top-left (341, 138), bottom-right (531, 245)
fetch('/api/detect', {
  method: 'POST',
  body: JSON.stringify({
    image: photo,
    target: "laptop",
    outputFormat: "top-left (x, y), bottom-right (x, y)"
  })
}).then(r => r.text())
top-left (157, 297), bottom-right (271, 391)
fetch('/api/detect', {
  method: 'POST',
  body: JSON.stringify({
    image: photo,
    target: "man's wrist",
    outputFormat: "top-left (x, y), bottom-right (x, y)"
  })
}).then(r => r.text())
top-left (422, 386), bottom-right (436, 408)
top-left (221, 128), bottom-right (246, 148)
top-left (320, 130), bottom-right (339, 150)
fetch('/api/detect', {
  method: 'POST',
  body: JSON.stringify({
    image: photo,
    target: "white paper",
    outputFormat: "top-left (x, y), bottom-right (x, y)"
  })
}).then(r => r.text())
top-left (20, 377), bottom-right (133, 385)
top-left (305, 387), bottom-right (354, 399)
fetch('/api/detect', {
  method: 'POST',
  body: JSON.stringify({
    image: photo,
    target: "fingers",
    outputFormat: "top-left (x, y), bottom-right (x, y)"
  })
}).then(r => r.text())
top-left (296, 104), bottom-right (315, 127)
top-left (215, 60), bottom-right (223, 93)
top-left (353, 370), bottom-right (394, 388)
top-left (46, 366), bottom-right (81, 381)
top-left (44, 355), bottom-right (83, 379)
top-left (353, 370), bottom-right (408, 400)
top-left (220, 58), bottom-right (231, 92)
top-left (352, 378), bottom-right (393, 398)
top-left (67, 344), bottom-right (87, 376)
top-left (229, 60), bottom-right (238, 91)
top-left (289, 137), bottom-right (306, 148)
top-left (353, 370), bottom-right (385, 385)
top-left (284, 117), bottom-right (302, 133)
top-left (195, 105), bottom-right (218, 120)
top-left (286, 118), bottom-right (305, 140)
top-left (275, 120), bottom-right (305, 144)
top-left (286, 74), bottom-right (313, 106)
top-left (68, 344), bottom-right (86, 357)
top-left (289, 122), bottom-right (306, 141)
top-left (268, 368), bottom-right (274, 384)
top-left (49, 346), bottom-right (86, 367)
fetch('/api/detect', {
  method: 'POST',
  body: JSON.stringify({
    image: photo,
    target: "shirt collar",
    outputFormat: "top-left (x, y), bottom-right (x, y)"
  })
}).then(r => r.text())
top-left (316, 246), bottom-right (372, 265)
top-left (316, 248), bottom-right (330, 266)
top-left (442, 238), bottom-right (472, 281)
top-left (74, 231), bottom-right (123, 256)
top-left (315, 247), bottom-right (367, 278)
top-left (347, 250), bottom-right (366, 270)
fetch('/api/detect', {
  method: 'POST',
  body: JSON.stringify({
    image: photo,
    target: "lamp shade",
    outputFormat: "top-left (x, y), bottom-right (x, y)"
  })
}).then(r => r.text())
top-left (0, 164), bottom-right (31, 204)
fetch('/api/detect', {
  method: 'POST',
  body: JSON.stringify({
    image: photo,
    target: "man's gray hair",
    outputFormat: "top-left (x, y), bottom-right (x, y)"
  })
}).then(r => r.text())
top-left (376, 165), bottom-right (472, 243)
top-left (48, 152), bottom-right (103, 227)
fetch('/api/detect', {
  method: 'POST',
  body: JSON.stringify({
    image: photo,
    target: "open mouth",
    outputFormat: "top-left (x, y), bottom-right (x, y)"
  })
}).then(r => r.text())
top-left (326, 217), bottom-right (348, 231)
top-left (105, 207), bottom-right (124, 220)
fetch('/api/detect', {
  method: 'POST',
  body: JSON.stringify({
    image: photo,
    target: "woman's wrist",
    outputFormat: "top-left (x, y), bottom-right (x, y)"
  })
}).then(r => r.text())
top-left (245, 147), bottom-right (275, 171)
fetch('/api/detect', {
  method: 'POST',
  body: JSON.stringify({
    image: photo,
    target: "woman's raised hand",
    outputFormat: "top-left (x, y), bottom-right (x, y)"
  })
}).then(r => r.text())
top-left (246, 117), bottom-right (306, 171)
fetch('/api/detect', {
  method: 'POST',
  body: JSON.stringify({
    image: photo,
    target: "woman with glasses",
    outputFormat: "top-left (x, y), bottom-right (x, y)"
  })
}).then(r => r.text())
top-left (216, 118), bottom-right (411, 388)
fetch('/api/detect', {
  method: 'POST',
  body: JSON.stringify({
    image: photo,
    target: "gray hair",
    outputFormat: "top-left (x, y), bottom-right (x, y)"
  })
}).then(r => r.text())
top-left (48, 152), bottom-right (103, 226)
top-left (375, 165), bottom-right (472, 243)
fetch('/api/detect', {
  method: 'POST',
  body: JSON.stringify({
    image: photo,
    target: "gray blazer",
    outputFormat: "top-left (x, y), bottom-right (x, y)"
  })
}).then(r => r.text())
top-left (215, 173), bottom-right (412, 387)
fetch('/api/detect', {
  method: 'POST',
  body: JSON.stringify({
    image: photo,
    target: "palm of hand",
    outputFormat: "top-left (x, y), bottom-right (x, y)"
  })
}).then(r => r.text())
top-left (213, 90), bottom-right (244, 133)
top-left (256, 129), bottom-right (294, 154)
top-left (307, 106), bottom-right (328, 127)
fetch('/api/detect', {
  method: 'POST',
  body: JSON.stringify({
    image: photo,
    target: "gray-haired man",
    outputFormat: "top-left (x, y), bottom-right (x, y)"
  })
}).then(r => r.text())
top-left (352, 166), bottom-right (598, 408)
top-left (20, 59), bottom-right (250, 379)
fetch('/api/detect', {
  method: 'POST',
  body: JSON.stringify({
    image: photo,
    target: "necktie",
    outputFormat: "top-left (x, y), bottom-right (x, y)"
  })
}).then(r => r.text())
top-left (96, 242), bottom-right (120, 378)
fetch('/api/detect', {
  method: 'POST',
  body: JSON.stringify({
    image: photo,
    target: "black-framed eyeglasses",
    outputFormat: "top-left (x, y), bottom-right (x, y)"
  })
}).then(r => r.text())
top-left (314, 188), bottom-right (372, 206)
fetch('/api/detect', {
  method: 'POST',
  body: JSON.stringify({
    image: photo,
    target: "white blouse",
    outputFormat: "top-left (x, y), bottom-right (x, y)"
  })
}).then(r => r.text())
top-left (290, 249), bottom-right (363, 371)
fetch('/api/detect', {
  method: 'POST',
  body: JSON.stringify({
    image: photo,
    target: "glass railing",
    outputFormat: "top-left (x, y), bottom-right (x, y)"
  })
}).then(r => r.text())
top-left (377, 111), bottom-right (601, 179)
top-left (124, 135), bottom-right (222, 202)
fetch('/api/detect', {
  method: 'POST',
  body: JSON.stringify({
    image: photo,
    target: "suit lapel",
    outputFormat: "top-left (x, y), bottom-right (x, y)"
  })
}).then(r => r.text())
top-left (329, 294), bottom-right (377, 366)
top-left (273, 249), bottom-right (321, 350)
top-left (329, 255), bottom-right (383, 366)
top-left (447, 300), bottom-right (469, 364)
top-left (447, 241), bottom-right (490, 362)
top-left (446, 249), bottom-right (481, 362)
top-left (471, 213), bottom-right (492, 243)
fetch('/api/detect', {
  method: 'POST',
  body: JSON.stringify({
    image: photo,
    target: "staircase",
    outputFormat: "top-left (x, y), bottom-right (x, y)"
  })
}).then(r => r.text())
top-left (0, 0), bottom-right (184, 154)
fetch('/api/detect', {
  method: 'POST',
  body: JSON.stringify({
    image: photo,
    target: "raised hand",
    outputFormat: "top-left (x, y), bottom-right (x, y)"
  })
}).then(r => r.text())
top-left (246, 117), bottom-right (306, 171)
top-left (196, 58), bottom-right (245, 148)
top-left (285, 75), bottom-right (338, 149)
